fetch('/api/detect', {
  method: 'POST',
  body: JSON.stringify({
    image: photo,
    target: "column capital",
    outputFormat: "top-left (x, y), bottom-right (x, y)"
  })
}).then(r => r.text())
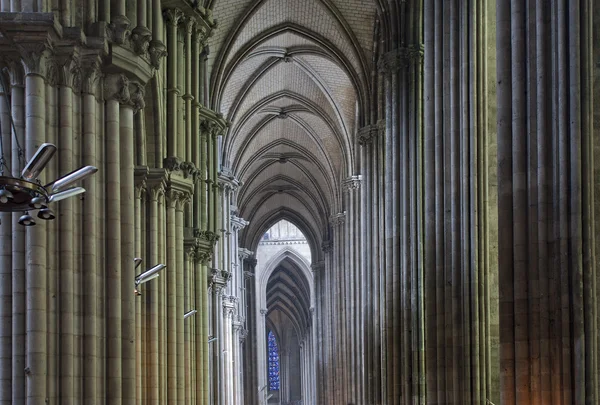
top-left (231, 215), bottom-right (249, 232)
top-left (80, 57), bottom-right (102, 96)
top-left (343, 175), bottom-right (361, 191)
top-left (357, 124), bottom-right (378, 146)
top-left (104, 73), bottom-right (130, 103)
top-left (329, 212), bottom-right (346, 227)
top-left (134, 166), bottom-right (149, 199)
top-left (18, 40), bottom-right (54, 78)
top-left (238, 248), bottom-right (253, 261)
top-left (260, 308), bottom-right (268, 316)
top-left (163, 8), bottom-right (184, 27)
top-left (321, 240), bottom-right (333, 253)
top-left (378, 44), bottom-right (424, 73)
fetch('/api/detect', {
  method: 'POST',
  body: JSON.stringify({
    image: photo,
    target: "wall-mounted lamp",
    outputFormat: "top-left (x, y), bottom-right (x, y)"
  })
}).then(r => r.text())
top-left (184, 309), bottom-right (197, 319)
top-left (208, 336), bottom-right (218, 344)
top-left (134, 258), bottom-right (166, 295)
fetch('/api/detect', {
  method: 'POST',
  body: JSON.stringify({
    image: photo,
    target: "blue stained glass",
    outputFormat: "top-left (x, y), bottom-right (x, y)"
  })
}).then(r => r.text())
top-left (268, 331), bottom-right (280, 391)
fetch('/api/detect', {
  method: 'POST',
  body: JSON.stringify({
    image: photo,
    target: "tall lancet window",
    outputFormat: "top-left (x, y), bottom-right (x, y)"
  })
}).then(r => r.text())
top-left (268, 330), bottom-right (280, 391)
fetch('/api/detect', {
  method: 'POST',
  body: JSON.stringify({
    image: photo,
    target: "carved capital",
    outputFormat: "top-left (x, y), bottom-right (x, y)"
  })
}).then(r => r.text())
top-left (81, 59), bottom-right (101, 96)
top-left (57, 55), bottom-right (81, 88)
top-left (194, 26), bottom-right (209, 47)
top-left (329, 212), bottom-right (346, 227)
top-left (200, 119), bottom-right (222, 138)
top-left (131, 26), bottom-right (152, 55)
top-left (343, 175), bottom-right (361, 191)
top-left (104, 74), bottom-right (131, 104)
top-left (195, 249), bottom-right (213, 265)
top-left (378, 44), bottom-right (424, 73)
top-left (321, 240), bottom-right (333, 253)
top-left (18, 41), bottom-right (54, 78)
top-left (175, 191), bottom-right (191, 211)
top-left (107, 15), bottom-right (132, 45)
top-left (148, 183), bottom-right (164, 202)
top-left (5, 60), bottom-right (24, 87)
top-left (163, 8), bottom-right (184, 27)
top-left (165, 188), bottom-right (180, 209)
top-left (357, 124), bottom-right (378, 146)
top-left (148, 40), bottom-right (168, 69)
top-left (260, 308), bottom-right (268, 316)
top-left (183, 16), bottom-right (196, 35)
top-left (196, 230), bottom-right (220, 245)
top-left (129, 81), bottom-right (146, 113)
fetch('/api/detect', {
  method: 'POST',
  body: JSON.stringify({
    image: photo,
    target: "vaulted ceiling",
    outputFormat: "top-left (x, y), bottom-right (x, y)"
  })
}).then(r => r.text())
top-left (210, 0), bottom-right (377, 253)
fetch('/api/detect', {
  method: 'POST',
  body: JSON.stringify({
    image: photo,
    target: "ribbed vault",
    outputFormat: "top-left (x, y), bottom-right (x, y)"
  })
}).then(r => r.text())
top-left (211, 0), bottom-right (377, 251)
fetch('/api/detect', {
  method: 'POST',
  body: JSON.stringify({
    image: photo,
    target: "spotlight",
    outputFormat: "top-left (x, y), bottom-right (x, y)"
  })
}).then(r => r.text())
top-left (135, 263), bottom-right (166, 288)
top-left (18, 212), bottom-right (35, 226)
top-left (49, 166), bottom-right (97, 193)
top-left (21, 143), bottom-right (57, 180)
top-left (134, 257), bottom-right (143, 269)
top-left (0, 189), bottom-right (13, 203)
top-left (29, 196), bottom-right (47, 209)
top-left (37, 208), bottom-right (55, 220)
top-left (208, 336), bottom-right (218, 344)
top-left (184, 309), bottom-right (197, 319)
top-left (48, 187), bottom-right (85, 203)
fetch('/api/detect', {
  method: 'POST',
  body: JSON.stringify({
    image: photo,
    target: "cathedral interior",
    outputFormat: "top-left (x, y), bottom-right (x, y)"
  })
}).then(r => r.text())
top-left (0, 0), bottom-right (598, 404)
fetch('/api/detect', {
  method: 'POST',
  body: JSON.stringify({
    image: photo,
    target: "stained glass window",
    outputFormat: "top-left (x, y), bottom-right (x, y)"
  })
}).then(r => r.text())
top-left (268, 330), bottom-right (280, 391)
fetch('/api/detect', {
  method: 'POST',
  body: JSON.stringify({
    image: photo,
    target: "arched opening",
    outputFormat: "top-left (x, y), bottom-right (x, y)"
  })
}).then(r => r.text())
top-left (248, 219), bottom-right (315, 405)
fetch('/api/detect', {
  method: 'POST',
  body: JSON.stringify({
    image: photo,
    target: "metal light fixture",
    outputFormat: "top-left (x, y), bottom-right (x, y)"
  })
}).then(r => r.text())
top-left (184, 309), bottom-right (197, 319)
top-left (0, 75), bottom-right (97, 226)
top-left (208, 336), bottom-right (218, 344)
top-left (18, 211), bottom-right (35, 226)
top-left (134, 258), bottom-right (166, 295)
top-left (37, 208), bottom-right (55, 220)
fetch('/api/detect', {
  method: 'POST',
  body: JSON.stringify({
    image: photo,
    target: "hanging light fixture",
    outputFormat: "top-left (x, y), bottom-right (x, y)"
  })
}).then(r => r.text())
top-left (0, 76), bottom-right (97, 225)
top-left (134, 258), bottom-right (166, 295)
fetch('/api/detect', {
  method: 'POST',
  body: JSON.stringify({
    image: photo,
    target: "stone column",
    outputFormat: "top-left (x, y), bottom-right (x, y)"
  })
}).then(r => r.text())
top-left (257, 308), bottom-right (268, 405)
top-left (146, 180), bottom-right (164, 403)
top-left (56, 55), bottom-right (77, 404)
top-left (20, 41), bottom-right (52, 405)
top-left (165, 187), bottom-right (180, 403)
top-left (7, 61), bottom-right (25, 405)
top-left (223, 296), bottom-right (236, 405)
top-left (164, 8), bottom-right (182, 160)
top-left (120, 81), bottom-right (138, 405)
top-left (497, 1), bottom-right (598, 403)
top-left (81, 59), bottom-right (100, 404)
top-left (0, 62), bottom-right (11, 405)
top-left (175, 192), bottom-right (189, 405)
top-left (104, 73), bottom-right (129, 405)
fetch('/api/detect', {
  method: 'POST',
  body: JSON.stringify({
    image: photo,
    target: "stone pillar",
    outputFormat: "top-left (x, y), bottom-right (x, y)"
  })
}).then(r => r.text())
top-left (0, 61), bottom-right (11, 405)
top-left (81, 59), bottom-right (100, 404)
top-left (120, 81), bottom-right (138, 405)
top-left (223, 296), bottom-right (236, 405)
top-left (55, 55), bottom-right (77, 404)
top-left (497, 1), bottom-right (598, 403)
top-left (165, 188), bottom-right (178, 403)
top-left (164, 8), bottom-right (182, 160)
top-left (8, 61), bottom-right (25, 405)
top-left (146, 180), bottom-right (164, 403)
top-left (20, 41), bottom-right (51, 405)
top-left (104, 73), bottom-right (129, 405)
top-left (175, 192), bottom-right (189, 405)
